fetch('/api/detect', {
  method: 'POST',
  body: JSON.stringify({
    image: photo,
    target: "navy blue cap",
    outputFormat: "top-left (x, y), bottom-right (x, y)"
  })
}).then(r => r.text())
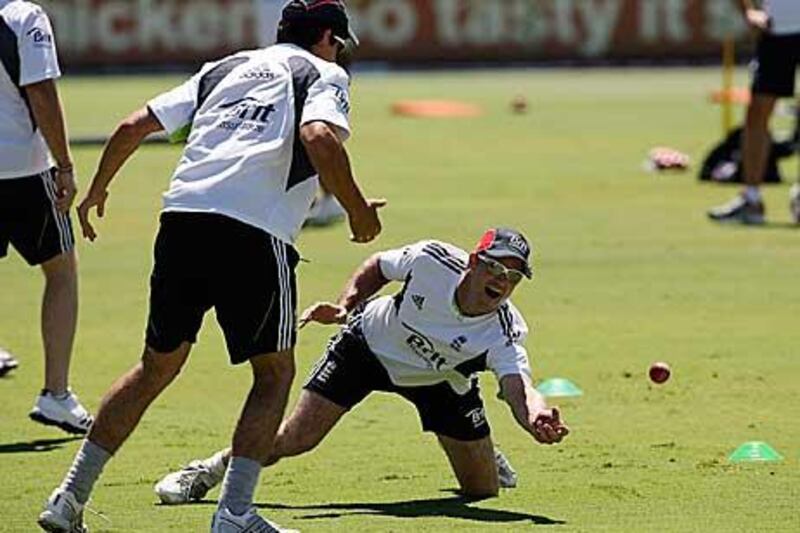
top-left (474, 228), bottom-right (533, 278)
top-left (280, 0), bottom-right (359, 46)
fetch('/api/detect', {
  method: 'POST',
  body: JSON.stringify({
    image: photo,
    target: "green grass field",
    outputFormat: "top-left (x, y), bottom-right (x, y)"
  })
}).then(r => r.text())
top-left (1, 68), bottom-right (799, 532)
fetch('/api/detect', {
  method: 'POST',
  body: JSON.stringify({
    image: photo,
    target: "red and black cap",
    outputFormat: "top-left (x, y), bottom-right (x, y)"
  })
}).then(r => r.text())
top-left (474, 228), bottom-right (533, 279)
top-left (280, 0), bottom-right (360, 46)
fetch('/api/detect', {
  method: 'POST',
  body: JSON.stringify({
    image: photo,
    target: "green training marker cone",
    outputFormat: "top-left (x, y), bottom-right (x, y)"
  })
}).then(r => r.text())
top-left (728, 441), bottom-right (783, 463)
top-left (536, 378), bottom-right (583, 398)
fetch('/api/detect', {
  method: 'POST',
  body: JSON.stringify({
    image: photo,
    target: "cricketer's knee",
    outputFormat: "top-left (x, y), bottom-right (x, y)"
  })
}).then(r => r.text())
top-left (438, 434), bottom-right (500, 499)
top-left (459, 475), bottom-right (499, 498)
top-left (250, 351), bottom-right (296, 392)
top-left (231, 351), bottom-right (296, 463)
top-left (40, 250), bottom-right (78, 286)
top-left (137, 344), bottom-right (191, 392)
top-left (266, 420), bottom-right (325, 465)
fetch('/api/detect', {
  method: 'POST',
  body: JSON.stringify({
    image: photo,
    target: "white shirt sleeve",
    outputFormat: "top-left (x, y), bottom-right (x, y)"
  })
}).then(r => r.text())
top-left (300, 66), bottom-right (351, 141)
top-left (146, 73), bottom-right (202, 136)
top-left (18, 7), bottom-right (60, 86)
top-left (487, 309), bottom-right (532, 382)
top-left (377, 241), bottom-right (427, 282)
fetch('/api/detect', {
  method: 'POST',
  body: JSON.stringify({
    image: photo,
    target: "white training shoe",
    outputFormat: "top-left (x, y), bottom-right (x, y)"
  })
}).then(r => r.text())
top-left (155, 460), bottom-right (223, 505)
top-left (0, 347), bottom-right (19, 377)
top-left (495, 448), bottom-right (518, 489)
top-left (304, 194), bottom-right (346, 227)
top-left (38, 489), bottom-right (87, 533)
top-left (211, 507), bottom-right (298, 533)
top-left (789, 183), bottom-right (800, 224)
top-left (30, 390), bottom-right (93, 435)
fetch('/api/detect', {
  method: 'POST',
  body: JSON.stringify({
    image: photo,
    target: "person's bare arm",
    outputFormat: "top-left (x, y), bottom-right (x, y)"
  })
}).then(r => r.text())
top-left (24, 79), bottom-right (74, 212)
top-left (335, 254), bottom-right (390, 311)
top-left (298, 254), bottom-right (390, 328)
top-left (300, 121), bottom-right (385, 243)
top-left (500, 374), bottom-right (569, 445)
top-left (76, 106), bottom-right (163, 241)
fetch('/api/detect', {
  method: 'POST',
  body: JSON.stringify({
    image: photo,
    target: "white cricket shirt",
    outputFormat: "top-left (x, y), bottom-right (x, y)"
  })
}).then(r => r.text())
top-left (0, 0), bottom-right (60, 179)
top-left (765, 0), bottom-right (800, 34)
top-left (361, 240), bottom-right (533, 395)
top-left (147, 43), bottom-right (351, 245)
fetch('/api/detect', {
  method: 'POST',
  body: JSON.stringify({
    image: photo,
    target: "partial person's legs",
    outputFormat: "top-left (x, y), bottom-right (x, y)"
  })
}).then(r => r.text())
top-left (437, 434), bottom-right (499, 498)
top-left (709, 31), bottom-right (792, 224)
top-left (742, 95), bottom-right (778, 188)
top-left (789, 96), bottom-right (800, 224)
top-left (267, 389), bottom-right (347, 464)
top-left (216, 349), bottom-right (296, 517)
top-left (155, 390), bottom-right (347, 504)
top-left (708, 95), bottom-right (777, 224)
top-left (790, 181), bottom-right (800, 224)
top-left (88, 343), bottom-right (191, 453)
top-left (29, 250), bottom-right (95, 435)
top-left (39, 343), bottom-right (191, 531)
top-left (39, 251), bottom-right (78, 395)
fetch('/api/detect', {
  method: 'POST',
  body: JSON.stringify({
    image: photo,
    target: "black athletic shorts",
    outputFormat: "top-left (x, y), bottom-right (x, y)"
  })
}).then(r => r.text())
top-left (0, 169), bottom-right (75, 266)
top-left (146, 212), bottom-right (299, 363)
top-left (751, 33), bottom-right (800, 97)
top-left (304, 319), bottom-right (490, 441)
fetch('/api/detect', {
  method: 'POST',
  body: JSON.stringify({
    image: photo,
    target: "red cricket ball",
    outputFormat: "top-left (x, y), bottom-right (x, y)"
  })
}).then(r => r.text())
top-left (649, 362), bottom-right (671, 384)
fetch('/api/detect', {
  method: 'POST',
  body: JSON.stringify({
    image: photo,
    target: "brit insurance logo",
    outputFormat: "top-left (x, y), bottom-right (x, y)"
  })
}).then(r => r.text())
top-left (465, 407), bottom-right (487, 429)
top-left (331, 84), bottom-right (350, 115)
top-left (216, 97), bottom-right (276, 134)
top-left (507, 234), bottom-right (529, 258)
top-left (27, 27), bottom-right (52, 47)
top-left (402, 322), bottom-right (448, 371)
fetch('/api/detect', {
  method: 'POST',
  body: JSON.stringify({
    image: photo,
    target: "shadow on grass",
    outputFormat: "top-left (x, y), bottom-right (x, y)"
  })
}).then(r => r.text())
top-left (255, 495), bottom-right (565, 525)
top-left (758, 221), bottom-right (800, 230)
top-left (0, 436), bottom-right (80, 454)
top-left (713, 221), bottom-right (799, 230)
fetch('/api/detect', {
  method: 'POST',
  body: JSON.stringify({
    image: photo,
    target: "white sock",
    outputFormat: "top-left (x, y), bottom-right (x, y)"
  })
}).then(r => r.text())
top-left (61, 440), bottom-right (113, 504)
top-left (218, 456), bottom-right (261, 516)
top-left (743, 186), bottom-right (761, 203)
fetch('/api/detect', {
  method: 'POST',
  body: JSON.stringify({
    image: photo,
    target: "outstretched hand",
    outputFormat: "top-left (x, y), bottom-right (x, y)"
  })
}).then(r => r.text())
top-left (349, 198), bottom-right (386, 244)
top-left (76, 188), bottom-right (109, 241)
top-left (298, 302), bottom-right (348, 329)
top-left (530, 407), bottom-right (569, 445)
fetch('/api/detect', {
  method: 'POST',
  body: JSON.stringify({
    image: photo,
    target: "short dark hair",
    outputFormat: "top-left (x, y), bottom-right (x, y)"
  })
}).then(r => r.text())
top-left (276, 18), bottom-right (328, 50)
top-left (276, 0), bottom-right (353, 51)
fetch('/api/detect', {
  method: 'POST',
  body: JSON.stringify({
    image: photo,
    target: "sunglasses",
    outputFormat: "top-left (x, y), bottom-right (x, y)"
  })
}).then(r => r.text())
top-left (478, 255), bottom-right (527, 284)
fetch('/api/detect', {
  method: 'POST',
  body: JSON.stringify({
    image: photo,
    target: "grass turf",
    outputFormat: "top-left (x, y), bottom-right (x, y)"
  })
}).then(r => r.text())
top-left (1, 68), bottom-right (799, 532)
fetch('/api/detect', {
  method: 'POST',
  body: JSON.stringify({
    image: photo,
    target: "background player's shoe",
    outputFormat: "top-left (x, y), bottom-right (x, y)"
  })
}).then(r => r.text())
top-left (0, 347), bottom-right (19, 377)
top-left (155, 461), bottom-right (223, 504)
top-left (495, 448), bottom-right (518, 488)
top-left (708, 194), bottom-right (765, 225)
top-left (790, 183), bottom-right (800, 224)
top-left (304, 194), bottom-right (345, 227)
top-left (30, 390), bottom-right (93, 435)
top-left (211, 507), bottom-right (298, 533)
top-left (37, 488), bottom-right (87, 533)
